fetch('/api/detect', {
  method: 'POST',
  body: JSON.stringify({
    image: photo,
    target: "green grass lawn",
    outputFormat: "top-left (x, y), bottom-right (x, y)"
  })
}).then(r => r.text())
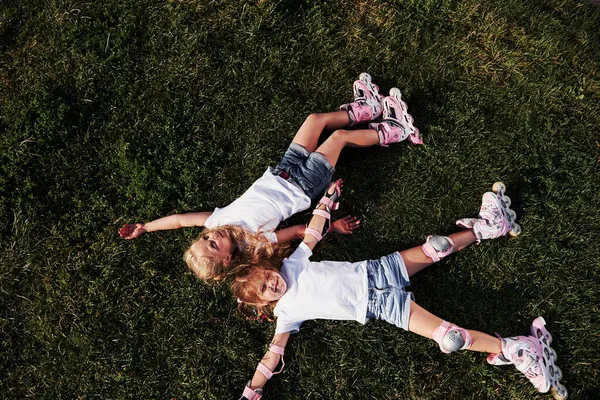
top-left (1, 0), bottom-right (599, 398)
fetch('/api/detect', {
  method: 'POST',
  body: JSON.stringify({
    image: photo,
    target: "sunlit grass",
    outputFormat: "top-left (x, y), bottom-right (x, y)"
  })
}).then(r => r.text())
top-left (1, 0), bottom-right (599, 398)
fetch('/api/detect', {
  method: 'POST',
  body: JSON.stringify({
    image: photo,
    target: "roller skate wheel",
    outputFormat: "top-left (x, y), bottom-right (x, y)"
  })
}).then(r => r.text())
top-left (550, 347), bottom-right (558, 361)
top-left (508, 209), bottom-right (517, 221)
top-left (492, 181), bottom-right (506, 194)
top-left (509, 223), bottom-right (522, 237)
top-left (551, 383), bottom-right (568, 400)
top-left (502, 195), bottom-right (512, 207)
top-left (554, 366), bottom-right (562, 380)
top-left (359, 72), bottom-right (372, 83)
top-left (389, 87), bottom-right (402, 99)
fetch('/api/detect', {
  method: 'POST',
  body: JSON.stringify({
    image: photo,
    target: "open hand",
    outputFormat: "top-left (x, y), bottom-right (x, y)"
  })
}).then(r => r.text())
top-left (330, 215), bottom-right (360, 235)
top-left (119, 223), bottom-right (146, 239)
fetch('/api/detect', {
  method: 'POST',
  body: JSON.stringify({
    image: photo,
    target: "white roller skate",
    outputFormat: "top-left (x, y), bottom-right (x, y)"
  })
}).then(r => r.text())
top-left (340, 72), bottom-right (383, 125)
top-left (488, 317), bottom-right (568, 400)
top-left (456, 181), bottom-right (522, 242)
top-left (369, 87), bottom-right (423, 146)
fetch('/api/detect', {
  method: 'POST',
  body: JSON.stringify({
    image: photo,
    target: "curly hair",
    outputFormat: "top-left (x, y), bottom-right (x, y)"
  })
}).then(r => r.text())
top-left (184, 225), bottom-right (291, 282)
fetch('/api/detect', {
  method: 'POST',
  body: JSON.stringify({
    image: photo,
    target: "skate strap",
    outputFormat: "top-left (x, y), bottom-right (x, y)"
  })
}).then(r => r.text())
top-left (242, 385), bottom-right (262, 400)
top-left (375, 120), bottom-right (408, 147)
top-left (255, 344), bottom-right (285, 379)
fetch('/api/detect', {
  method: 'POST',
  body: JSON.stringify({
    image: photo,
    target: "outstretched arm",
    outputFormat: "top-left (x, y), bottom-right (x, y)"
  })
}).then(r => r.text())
top-left (274, 224), bottom-right (306, 243)
top-left (119, 212), bottom-right (212, 239)
top-left (303, 207), bottom-right (326, 251)
top-left (275, 216), bottom-right (360, 243)
top-left (240, 332), bottom-right (291, 399)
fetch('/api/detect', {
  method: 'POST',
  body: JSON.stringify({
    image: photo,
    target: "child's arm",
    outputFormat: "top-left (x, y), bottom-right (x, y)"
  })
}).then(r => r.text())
top-left (241, 332), bottom-right (291, 399)
top-left (119, 212), bottom-right (212, 239)
top-left (274, 224), bottom-right (306, 242)
top-left (302, 209), bottom-right (326, 251)
top-left (275, 216), bottom-right (360, 243)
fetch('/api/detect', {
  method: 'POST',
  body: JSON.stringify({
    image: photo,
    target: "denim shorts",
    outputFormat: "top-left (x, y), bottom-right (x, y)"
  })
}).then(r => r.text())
top-left (272, 143), bottom-right (335, 201)
top-left (365, 252), bottom-right (414, 330)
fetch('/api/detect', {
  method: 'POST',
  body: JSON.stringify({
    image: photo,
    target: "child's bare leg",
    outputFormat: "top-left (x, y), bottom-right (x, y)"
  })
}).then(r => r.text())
top-left (292, 111), bottom-right (351, 153)
top-left (401, 229), bottom-right (477, 277)
top-left (408, 301), bottom-right (502, 354)
top-left (314, 128), bottom-right (380, 167)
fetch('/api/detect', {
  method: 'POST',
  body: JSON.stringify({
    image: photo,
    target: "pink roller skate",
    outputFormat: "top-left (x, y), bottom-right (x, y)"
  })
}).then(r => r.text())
top-left (370, 87), bottom-right (423, 146)
top-left (488, 317), bottom-right (568, 400)
top-left (456, 181), bottom-right (522, 242)
top-left (340, 72), bottom-right (383, 125)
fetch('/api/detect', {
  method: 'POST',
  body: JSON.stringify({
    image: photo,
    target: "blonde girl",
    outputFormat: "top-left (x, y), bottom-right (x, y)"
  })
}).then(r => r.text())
top-left (120, 73), bottom-right (421, 281)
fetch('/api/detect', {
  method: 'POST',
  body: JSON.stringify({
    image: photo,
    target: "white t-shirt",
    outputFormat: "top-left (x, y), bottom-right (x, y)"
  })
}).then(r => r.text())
top-left (203, 168), bottom-right (311, 243)
top-left (274, 243), bottom-right (369, 334)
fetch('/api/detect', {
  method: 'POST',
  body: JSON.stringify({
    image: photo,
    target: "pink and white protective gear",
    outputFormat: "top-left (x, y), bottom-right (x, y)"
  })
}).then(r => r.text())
top-left (488, 317), bottom-right (568, 400)
top-left (241, 383), bottom-right (263, 400)
top-left (240, 343), bottom-right (286, 399)
top-left (340, 72), bottom-right (383, 125)
top-left (305, 181), bottom-right (341, 242)
top-left (369, 87), bottom-right (423, 146)
top-left (421, 235), bottom-right (455, 262)
top-left (456, 182), bottom-right (522, 243)
top-left (256, 343), bottom-right (285, 380)
top-left (432, 321), bottom-right (472, 353)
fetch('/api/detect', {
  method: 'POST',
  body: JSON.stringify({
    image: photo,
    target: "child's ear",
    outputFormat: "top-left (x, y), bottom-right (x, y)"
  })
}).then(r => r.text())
top-left (224, 254), bottom-right (232, 266)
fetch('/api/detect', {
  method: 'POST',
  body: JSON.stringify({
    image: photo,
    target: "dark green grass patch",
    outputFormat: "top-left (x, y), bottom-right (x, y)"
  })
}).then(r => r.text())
top-left (1, 0), bottom-right (599, 398)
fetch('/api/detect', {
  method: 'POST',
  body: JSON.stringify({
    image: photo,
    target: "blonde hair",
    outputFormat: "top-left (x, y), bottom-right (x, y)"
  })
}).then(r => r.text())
top-left (231, 263), bottom-right (281, 321)
top-left (184, 225), bottom-right (290, 282)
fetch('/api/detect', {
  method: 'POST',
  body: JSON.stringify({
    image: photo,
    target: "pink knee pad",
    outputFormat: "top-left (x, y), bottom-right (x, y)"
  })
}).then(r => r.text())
top-left (432, 321), bottom-right (472, 353)
top-left (421, 235), bottom-right (455, 262)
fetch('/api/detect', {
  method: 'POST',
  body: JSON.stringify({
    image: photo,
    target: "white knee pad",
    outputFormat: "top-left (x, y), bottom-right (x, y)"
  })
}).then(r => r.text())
top-left (421, 235), bottom-right (455, 262)
top-left (433, 321), bottom-right (472, 353)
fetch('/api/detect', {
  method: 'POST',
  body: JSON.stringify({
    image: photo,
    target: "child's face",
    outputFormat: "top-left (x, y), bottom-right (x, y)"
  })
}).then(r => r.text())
top-left (191, 230), bottom-right (234, 265)
top-left (257, 270), bottom-right (287, 304)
